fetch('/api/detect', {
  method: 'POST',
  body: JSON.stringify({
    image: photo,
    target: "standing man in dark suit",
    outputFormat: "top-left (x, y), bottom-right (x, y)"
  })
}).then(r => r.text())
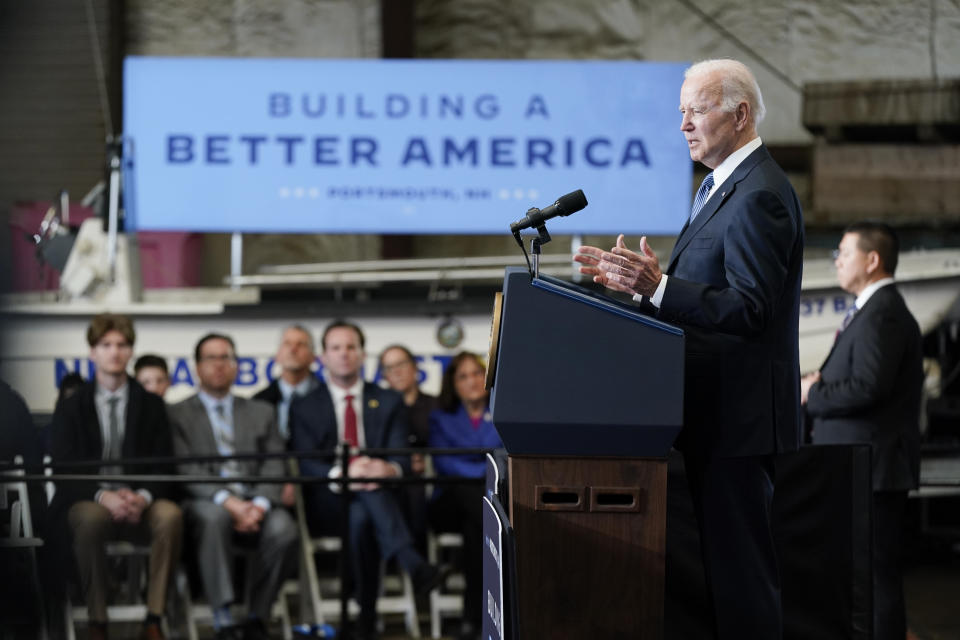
top-left (290, 320), bottom-right (444, 640)
top-left (49, 313), bottom-right (182, 640)
top-left (802, 222), bottom-right (923, 640)
top-left (169, 333), bottom-right (298, 640)
top-left (576, 59), bottom-right (804, 638)
top-left (254, 325), bottom-right (320, 508)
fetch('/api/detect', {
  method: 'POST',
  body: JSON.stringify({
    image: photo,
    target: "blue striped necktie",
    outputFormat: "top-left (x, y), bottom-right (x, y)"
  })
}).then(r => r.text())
top-left (690, 172), bottom-right (715, 221)
top-left (215, 403), bottom-right (245, 495)
top-left (835, 305), bottom-right (858, 342)
top-left (840, 305), bottom-right (857, 331)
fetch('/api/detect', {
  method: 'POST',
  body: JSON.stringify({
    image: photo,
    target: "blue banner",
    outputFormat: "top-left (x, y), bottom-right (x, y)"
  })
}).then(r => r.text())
top-left (123, 58), bottom-right (691, 234)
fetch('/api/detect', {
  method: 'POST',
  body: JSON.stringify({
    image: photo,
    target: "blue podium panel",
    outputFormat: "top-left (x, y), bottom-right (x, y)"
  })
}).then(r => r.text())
top-left (482, 494), bottom-right (518, 640)
top-left (490, 267), bottom-right (684, 457)
top-left (482, 496), bottom-right (505, 640)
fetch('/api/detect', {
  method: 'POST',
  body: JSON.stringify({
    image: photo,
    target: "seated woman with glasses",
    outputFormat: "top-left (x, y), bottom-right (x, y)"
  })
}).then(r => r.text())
top-left (428, 351), bottom-right (503, 640)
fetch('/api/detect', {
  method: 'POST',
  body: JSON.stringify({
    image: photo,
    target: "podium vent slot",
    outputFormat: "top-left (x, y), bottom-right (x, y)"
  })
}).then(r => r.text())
top-left (589, 487), bottom-right (644, 513)
top-left (534, 485), bottom-right (585, 511)
top-left (595, 493), bottom-right (634, 507)
top-left (541, 492), bottom-right (579, 504)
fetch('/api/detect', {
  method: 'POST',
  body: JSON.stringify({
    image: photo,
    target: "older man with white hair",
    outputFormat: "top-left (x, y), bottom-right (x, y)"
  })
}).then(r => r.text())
top-left (577, 59), bottom-right (804, 638)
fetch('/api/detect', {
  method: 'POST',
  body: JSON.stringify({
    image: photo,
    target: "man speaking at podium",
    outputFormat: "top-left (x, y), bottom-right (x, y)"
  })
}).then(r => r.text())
top-left (576, 59), bottom-right (804, 638)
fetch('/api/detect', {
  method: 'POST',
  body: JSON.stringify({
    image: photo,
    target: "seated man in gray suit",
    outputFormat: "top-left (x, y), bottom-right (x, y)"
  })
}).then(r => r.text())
top-left (169, 333), bottom-right (298, 640)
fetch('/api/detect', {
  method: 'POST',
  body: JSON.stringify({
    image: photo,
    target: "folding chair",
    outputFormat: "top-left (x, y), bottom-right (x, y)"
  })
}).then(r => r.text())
top-left (65, 540), bottom-right (199, 640)
top-left (1, 454), bottom-right (49, 640)
top-left (291, 469), bottom-right (421, 637)
top-left (42, 456), bottom-right (198, 640)
top-left (427, 531), bottom-right (464, 639)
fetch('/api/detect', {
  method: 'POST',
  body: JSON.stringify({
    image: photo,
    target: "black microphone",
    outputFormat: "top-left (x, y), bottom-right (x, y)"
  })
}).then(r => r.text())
top-left (509, 190), bottom-right (588, 234)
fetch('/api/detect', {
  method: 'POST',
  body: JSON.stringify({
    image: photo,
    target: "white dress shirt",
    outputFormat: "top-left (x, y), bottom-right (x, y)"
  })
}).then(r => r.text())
top-left (326, 378), bottom-right (403, 487)
top-left (95, 382), bottom-right (128, 460)
top-left (635, 136), bottom-right (764, 308)
top-left (855, 277), bottom-right (895, 310)
top-left (94, 382), bottom-right (153, 505)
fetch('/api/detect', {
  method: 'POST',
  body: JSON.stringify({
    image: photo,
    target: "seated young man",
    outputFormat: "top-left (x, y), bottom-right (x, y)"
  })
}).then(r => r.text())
top-left (49, 313), bottom-right (183, 640)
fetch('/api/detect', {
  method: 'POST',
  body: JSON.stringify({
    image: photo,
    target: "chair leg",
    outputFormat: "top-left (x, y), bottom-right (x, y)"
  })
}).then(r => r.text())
top-left (302, 542), bottom-right (325, 625)
top-left (276, 593), bottom-right (292, 640)
top-left (175, 568), bottom-right (199, 640)
top-left (430, 588), bottom-right (442, 639)
top-left (64, 598), bottom-right (76, 640)
top-left (24, 548), bottom-right (50, 640)
top-left (401, 570), bottom-right (421, 639)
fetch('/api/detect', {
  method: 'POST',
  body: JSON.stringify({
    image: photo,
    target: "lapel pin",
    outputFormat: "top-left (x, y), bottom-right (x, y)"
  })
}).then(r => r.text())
top-left (368, 398), bottom-right (379, 409)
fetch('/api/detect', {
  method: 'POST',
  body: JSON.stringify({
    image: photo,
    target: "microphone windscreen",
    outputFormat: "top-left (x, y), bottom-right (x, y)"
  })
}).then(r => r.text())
top-left (557, 189), bottom-right (588, 216)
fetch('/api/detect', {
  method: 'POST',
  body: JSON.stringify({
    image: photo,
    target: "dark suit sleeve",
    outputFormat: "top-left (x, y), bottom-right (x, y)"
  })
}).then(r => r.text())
top-left (660, 188), bottom-right (799, 336)
top-left (250, 400), bottom-right (285, 503)
top-left (49, 392), bottom-right (98, 504)
top-left (382, 393), bottom-right (412, 474)
top-left (807, 307), bottom-right (909, 418)
top-left (289, 395), bottom-right (334, 479)
top-left (169, 401), bottom-right (222, 500)
top-left (136, 392), bottom-right (175, 501)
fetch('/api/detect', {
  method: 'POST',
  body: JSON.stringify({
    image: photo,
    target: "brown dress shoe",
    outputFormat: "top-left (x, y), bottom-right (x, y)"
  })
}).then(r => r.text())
top-left (140, 621), bottom-right (166, 640)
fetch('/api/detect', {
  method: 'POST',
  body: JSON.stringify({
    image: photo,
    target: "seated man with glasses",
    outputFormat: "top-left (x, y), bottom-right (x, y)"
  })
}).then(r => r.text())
top-left (169, 333), bottom-right (298, 640)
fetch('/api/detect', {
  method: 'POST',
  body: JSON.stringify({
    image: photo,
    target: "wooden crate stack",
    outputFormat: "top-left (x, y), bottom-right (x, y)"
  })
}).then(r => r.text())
top-left (803, 79), bottom-right (960, 226)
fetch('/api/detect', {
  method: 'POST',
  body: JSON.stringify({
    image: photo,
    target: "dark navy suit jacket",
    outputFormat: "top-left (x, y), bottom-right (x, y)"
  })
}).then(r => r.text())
top-left (806, 284), bottom-right (923, 491)
top-left (49, 377), bottom-right (176, 509)
top-left (289, 381), bottom-right (410, 478)
top-left (658, 144), bottom-right (805, 459)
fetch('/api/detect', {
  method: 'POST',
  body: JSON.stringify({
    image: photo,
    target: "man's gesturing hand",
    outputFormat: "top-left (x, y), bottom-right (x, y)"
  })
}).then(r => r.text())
top-left (574, 234), bottom-right (662, 298)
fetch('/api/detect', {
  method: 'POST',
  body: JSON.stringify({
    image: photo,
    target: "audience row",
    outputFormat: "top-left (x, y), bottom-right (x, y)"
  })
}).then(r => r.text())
top-left (13, 312), bottom-right (501, 640)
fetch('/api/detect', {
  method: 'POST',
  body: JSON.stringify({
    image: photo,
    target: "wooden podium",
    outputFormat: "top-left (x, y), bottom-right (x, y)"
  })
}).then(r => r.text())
top-left (487, 267), bottom-right (684, 638)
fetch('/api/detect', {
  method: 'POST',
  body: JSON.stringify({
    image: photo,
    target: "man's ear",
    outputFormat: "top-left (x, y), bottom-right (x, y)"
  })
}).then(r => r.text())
top-left (865, 250), bottom-right (882, 275)
top-left (735, 102), bottom-right (750, 131)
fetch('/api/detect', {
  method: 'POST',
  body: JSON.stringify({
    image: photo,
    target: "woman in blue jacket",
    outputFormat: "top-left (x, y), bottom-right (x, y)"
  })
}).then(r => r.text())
top-left (428, 351), bottom-right (502, 639)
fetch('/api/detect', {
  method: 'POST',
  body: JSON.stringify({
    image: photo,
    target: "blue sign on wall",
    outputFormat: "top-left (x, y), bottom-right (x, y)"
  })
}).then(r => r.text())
top-left (123, 58), bottom-right (692, 234)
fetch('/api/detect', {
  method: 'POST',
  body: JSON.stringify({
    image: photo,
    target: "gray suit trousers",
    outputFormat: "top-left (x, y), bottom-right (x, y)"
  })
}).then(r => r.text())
top-left (182, 500), bottom-right (298, 618)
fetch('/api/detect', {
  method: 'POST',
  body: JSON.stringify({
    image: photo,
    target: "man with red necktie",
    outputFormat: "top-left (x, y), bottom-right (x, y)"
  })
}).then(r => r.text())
top-left (290, 320), bottom-right (445, 640)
